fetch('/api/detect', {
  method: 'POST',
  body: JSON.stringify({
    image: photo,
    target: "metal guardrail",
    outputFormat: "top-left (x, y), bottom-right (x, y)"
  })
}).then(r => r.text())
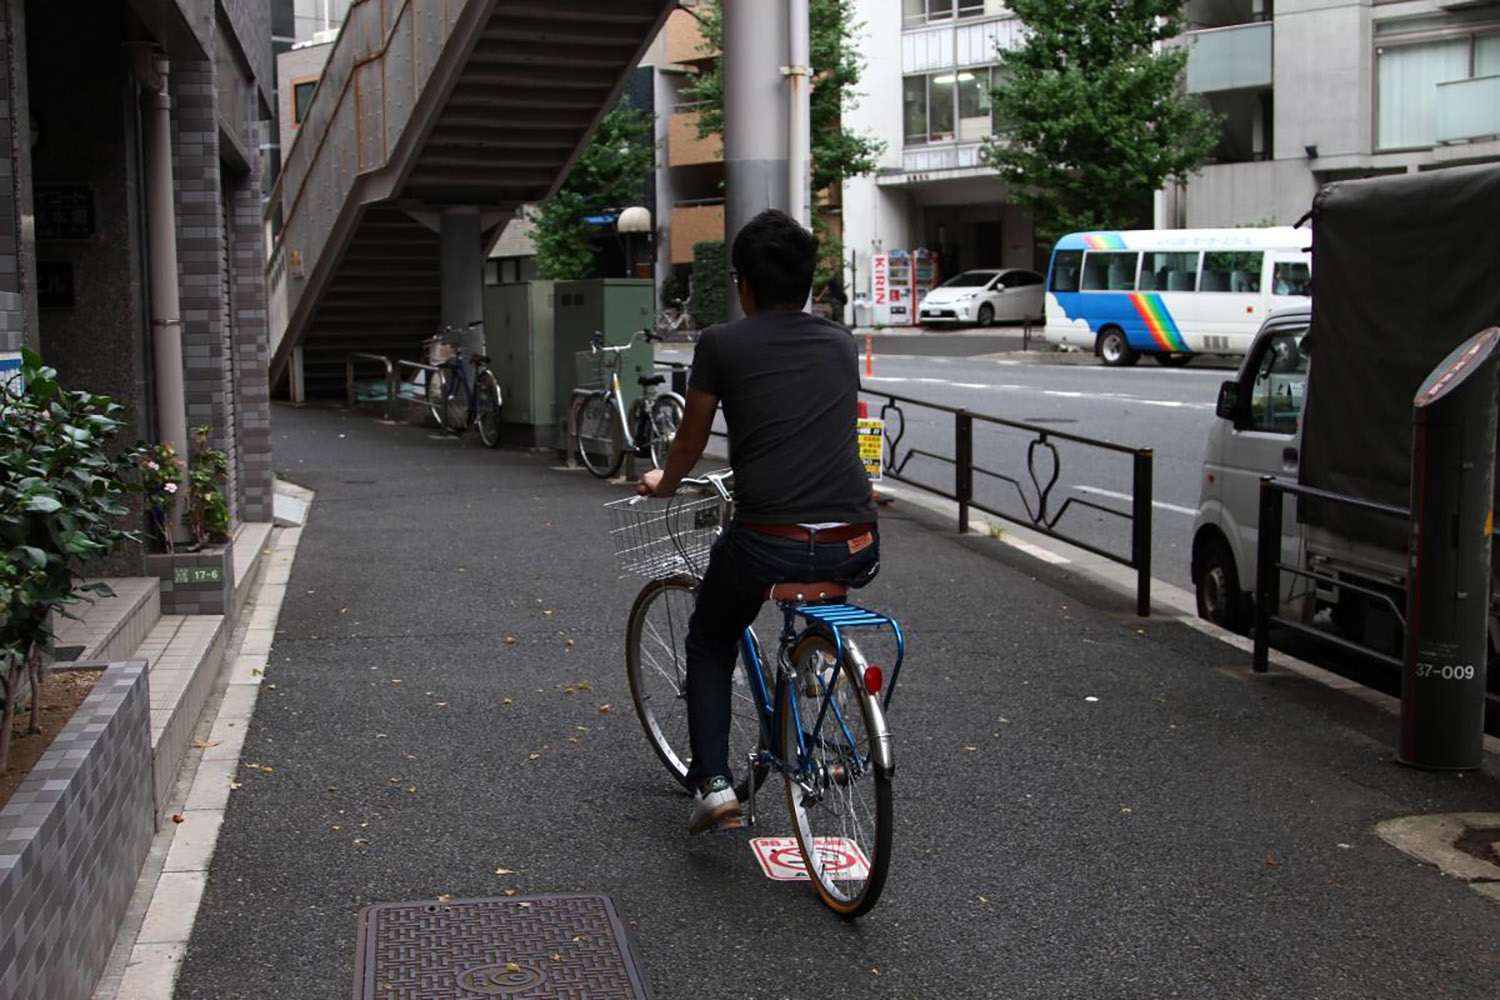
top-left (1252, 476), bottom-right (1410, 674)
top-left (345, 352), bottom-right (441, 419)
top-left (861, 388), bottom-right (1155, 617)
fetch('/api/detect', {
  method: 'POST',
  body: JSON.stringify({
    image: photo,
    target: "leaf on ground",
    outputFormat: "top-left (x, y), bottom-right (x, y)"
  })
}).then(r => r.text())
top-left (406, 786), bottom-right (417, 794)
top-left (505, 962), bottom-right (520, 972)
top-left (171, 813), bottom-right (185, 824)
top-left (229, 781), bottom-right (242, 791)
top-left (327, 786), bottom-right (339, 793)
top-left (376, 732), bottom-right (389, 739)
top-left (191, 739), bottom-right (220, 749)
top-left (259, 765), bottom-right (274, 774)
top-left (527, 753), bottom-right (541, 761)
top-left (503, 699), bottom-right (514, 706)
top-left (504, 634), bottom-right (518, 645)
top-left (340, 607), bottom-right (348, 615)
top-left (963, 745), bottom-right (978, 752)
top-left (438, 894), bottom-right (452, 903)
top-left (390, 679), bottom-right (403, 685)
top-left (599, 704), bottom-right (612, 714)
top-left (576, 680), bottom-right (590, 690)
top-left (502, 889), bottom-right (518, 897)
top-left (434, 701), bottom-right (449, 707)
top-left (494, 867), bottom-right (517, 876)
top-left (542, 609), bottom-right (554, 617)
top-left (565, 639), bottom-right (575, 648)
top-left (1263, 853), bottom-right (1279, 868)
top-left (353, 838), bottom-right (370, 845)
top-left (563, 687), bottom-right (576, 695)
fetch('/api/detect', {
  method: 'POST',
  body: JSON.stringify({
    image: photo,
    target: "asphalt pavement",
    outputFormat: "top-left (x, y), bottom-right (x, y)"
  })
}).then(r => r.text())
top-left (174, 403), bottom-right (1500, 1000)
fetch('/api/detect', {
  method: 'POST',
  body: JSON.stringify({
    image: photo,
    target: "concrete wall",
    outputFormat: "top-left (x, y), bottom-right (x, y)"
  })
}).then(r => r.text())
top-left (0, 0), bottom-right (34, 354)
top-left (0, 660), bottom-right (155, 1000)
top-left (1274, 1), bottom-right (1371, 161)
top-left (1183, 159), bottom-right (1320, 228)
top-left (275, 42), bottom-right (331, 166)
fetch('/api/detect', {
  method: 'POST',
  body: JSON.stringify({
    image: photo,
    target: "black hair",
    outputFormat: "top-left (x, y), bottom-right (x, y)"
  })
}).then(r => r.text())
top-left (730, 209), bottom-right (818, 310)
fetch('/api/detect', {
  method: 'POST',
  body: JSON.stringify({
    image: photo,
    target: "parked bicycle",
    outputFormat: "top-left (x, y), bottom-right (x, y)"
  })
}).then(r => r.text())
top-left (423, 321), bottom-right (502, 448)
top-left (653, 295), bottom-right (694, 338)
top-left (572, 328), bottom-right (684, 478)
top-left (606, 472), bottom-right (905, 917)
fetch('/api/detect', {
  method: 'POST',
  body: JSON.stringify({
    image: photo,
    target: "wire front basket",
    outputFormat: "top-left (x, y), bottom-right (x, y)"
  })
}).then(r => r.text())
top-left (606, 492), bottom-right (725, 580)
top-left (575, 348), bottom-right (624, 392)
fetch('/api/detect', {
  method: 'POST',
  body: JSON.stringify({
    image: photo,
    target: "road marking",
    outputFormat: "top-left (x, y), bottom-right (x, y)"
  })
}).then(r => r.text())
top-left (749, 837), bottom-right (871, 882)
top-left (1073, 484), bottom-right (1197, 516)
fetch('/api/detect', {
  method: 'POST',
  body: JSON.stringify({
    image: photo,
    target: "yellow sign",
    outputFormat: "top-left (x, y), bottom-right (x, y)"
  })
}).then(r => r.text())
top-left (858, 418), bottom-right (884, 481)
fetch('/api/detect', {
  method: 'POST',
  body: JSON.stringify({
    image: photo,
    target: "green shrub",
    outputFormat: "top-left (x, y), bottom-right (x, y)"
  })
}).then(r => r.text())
top-left (185, 425), bottom-right (229, 549)
top-left (0, 349), bottom-right (137, 772)
top-left (692, 239), bottom-right (727, 328)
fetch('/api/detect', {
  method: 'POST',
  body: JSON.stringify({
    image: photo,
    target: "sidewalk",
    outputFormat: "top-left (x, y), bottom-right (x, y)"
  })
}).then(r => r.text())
top-left (168, 404), bottom-right (1500, 1000)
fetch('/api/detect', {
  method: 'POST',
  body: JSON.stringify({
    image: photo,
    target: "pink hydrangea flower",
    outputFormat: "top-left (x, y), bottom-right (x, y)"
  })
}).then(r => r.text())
top-left (145, 460), bottom-right (159, 471)
top-left (164, 482), bottom-right (179, 494)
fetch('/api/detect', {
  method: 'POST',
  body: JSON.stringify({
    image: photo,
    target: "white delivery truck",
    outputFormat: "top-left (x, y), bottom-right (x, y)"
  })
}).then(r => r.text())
top-left (1191, 164), bottom-right (1500, 715)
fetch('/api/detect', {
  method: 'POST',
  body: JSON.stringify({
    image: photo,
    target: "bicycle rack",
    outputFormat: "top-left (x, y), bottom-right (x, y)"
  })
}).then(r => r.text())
top-left (794, 603), bottom-right (906, 712)
top-left (344, 352), bottom-right (441, 423)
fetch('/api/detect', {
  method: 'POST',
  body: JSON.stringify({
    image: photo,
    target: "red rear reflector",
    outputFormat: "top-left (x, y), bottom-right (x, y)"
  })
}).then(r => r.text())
top-left (864, 665), bottom-right (883, 696)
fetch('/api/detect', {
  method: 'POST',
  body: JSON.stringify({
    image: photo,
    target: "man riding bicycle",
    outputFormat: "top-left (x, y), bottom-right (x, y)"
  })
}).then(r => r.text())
top-left (638, 210), bottom-right (878, 833)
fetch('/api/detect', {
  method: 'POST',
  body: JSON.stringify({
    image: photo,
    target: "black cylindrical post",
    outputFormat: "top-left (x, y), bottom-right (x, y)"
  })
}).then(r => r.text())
top-left (1253, 476), bottom-right (1282, 673)
top-left (1132, 448), bottom-right (1154, 617)
top-left (956, 411), bottom-right (973, 534)
top-left (1399, 327), bottom-right (1500, 770)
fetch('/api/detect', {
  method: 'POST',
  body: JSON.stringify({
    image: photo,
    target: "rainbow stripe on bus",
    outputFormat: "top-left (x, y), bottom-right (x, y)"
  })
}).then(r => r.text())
top-left (1129, 293), bottom-right (1189, 353)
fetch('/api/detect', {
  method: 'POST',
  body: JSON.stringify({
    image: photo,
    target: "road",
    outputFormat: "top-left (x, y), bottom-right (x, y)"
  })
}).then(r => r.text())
top-left (661, 332), bottom-right (1234, 594)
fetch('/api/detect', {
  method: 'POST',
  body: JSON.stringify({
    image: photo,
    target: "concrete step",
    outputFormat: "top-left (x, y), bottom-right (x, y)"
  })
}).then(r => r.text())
top-left (131, 614), bottom-right (227, 816)
top-left (49, 577), bottom-right (161, 665)
top-left (231, 521), bottom-right (275, 620)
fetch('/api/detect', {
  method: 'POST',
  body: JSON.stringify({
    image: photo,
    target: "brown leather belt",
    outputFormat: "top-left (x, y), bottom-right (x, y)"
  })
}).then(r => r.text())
top-left (741, 522), bottom-right (875, 543)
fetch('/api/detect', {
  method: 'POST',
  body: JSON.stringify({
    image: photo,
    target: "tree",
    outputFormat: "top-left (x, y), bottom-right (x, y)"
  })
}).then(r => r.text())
top-left (983, 0), bottom-right (1220, 245)
top-left (680, 0), bottom-right (883, 283)
top-left (530, 99), bottom-right (657, 281)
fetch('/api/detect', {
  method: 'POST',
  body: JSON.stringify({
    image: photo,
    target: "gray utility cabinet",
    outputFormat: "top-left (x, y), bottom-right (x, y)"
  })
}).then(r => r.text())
top-left (484, 281), bottom-right (557, 448)
top-left (553, 279), bottom-right (656, 440)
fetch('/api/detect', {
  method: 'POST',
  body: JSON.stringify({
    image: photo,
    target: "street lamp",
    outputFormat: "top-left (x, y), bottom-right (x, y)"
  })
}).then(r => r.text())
top-left (618, 206), bottom-right (652, 279)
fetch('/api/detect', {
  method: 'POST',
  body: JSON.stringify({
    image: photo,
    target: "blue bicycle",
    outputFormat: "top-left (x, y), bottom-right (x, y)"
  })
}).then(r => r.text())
top-left (423, 321), bottom-right (502, 448)
top-left (609, 472), bottom-right (904, 917)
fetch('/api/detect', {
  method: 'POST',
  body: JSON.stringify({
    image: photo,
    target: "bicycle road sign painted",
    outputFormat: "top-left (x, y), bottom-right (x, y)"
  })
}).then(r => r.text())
top-left (749, 837), bottom-right (871, 882)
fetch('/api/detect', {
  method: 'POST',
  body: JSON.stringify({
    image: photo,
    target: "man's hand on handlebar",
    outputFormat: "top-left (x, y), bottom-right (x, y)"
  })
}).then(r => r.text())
top-left (637, 468), bottom-right (673, 498)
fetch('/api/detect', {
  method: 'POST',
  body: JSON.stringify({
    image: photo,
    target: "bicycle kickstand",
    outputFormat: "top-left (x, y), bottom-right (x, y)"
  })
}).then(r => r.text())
top-left (744, 750), bottom-right (759, 828)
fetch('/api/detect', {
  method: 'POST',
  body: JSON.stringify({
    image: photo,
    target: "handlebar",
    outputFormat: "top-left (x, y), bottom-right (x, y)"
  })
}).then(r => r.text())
top-left (678, 469), bottom-right (734, 502)
top-left (589, 327), bottom-right (658, 353)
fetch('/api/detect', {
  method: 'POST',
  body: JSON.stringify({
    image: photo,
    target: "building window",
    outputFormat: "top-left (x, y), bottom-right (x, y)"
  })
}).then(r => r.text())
top-left (903, 0), bottom-right (988, 27)
top-left (903, 67), bottom-right (998, 146)
top-left (292, 79), bottom-right (318, 127)
top-left (1376, 32), bottom-right (1500, 150)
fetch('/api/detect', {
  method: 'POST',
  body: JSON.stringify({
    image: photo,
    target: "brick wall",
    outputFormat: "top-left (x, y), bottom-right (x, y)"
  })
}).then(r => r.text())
top-left (0, 661), bottom-right (155, 1000)
top-left (230, 124), bottom-right (274, 523)
top-left (0, 0), bottom-right (32, 353)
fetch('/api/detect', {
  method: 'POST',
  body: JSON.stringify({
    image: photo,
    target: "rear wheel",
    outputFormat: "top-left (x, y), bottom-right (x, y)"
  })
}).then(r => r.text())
top-left (1098, 327), bottom-right (1139, 368)
top-left (649, 396), bottom-right (685, 469)
top-left (625, 575), bottom-right (770, 801)
top-left (442, 368), bottom-right (470, 432)
top-left (1195, 535), bottom-right (1247, 633)
top-left (475, 371), bottom-right (502, 448)
top-left (576, 392), bottom-right (623, 479)
top-left (781, 628), bottom-right (891, 918)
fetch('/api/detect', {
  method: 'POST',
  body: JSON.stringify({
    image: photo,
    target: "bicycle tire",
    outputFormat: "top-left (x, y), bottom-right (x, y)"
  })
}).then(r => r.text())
top-left (476, 370), bottom-right (503, 448)
top-left (648, 395), bottom-right (685, 470)
top-left (781, 627), bottom-right (892, 918)
top-left (425, 367), bottom-right (448, 429)
top-left (625, 575), bottom-right (769, 802)
top-left (577, 392), bottom-right (623, 478)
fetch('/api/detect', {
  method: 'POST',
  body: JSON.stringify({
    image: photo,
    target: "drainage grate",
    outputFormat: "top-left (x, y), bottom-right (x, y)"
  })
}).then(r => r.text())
top-left (352, 894), bottom-right (652, 999)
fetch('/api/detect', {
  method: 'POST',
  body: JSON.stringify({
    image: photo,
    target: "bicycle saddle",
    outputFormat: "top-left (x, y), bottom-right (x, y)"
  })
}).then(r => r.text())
top-left (767, 581), bottom-right (847, 603)
top-left (638, 374), bottom-right (666, 387)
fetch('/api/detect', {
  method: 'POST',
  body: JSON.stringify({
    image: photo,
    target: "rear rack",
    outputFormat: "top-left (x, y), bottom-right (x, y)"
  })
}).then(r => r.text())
top-left (795, 603), bottom-right (906, 711)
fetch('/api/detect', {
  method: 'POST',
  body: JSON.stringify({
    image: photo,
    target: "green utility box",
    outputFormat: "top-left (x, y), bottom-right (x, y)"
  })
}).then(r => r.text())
top-left (484, 281), bottom-right (558, 448)
top-left (553, 278), bottom-right (655, 440)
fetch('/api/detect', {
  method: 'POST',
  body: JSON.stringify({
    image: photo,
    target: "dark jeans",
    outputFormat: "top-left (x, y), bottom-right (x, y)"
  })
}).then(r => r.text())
top-left (683, 523), bottom-right (880, 786)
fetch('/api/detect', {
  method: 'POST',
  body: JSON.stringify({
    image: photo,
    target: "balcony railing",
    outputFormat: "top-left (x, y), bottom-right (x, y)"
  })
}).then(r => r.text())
top-left (668, 107), bottom-right (723, 167)
top-left (1186, 21), bottom-right (1273, 94)
top-left (1437, 75), bottom-right (1500, 144)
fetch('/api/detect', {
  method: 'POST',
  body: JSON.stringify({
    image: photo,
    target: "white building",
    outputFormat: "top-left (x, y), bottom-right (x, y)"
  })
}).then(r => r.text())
top-left (1173, 0), bottom-right (1500, 226)
top-left (843, 1), bottom-right (1038, 321)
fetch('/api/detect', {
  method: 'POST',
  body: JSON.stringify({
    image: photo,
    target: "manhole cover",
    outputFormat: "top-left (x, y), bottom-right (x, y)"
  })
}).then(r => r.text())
top-left (352, 894), bottom-right (651, 999)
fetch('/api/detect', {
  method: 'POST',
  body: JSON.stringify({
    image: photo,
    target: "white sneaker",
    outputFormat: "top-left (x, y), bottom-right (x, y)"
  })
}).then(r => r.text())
top-left (687, 776), bottom-right (741, 834)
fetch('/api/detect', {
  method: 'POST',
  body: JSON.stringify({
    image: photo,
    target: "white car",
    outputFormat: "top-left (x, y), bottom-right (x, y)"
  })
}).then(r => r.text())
top-left (917, 268), bottom-right (1045, 328)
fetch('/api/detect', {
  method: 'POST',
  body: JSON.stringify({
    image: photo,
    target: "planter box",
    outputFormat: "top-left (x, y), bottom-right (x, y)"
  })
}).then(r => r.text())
top-left (145, 544), bottom-right (235, 616)
top-left (0, 660), bottom-right (154, 1000)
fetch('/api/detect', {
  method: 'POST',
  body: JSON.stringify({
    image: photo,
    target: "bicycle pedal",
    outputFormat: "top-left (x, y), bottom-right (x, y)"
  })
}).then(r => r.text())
top-left (713, 814), bottom-right (746, 833)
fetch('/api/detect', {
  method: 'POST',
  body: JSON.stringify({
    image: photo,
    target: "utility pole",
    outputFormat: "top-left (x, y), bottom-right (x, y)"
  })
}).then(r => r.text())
top-left (724, 0), bottom-right (812, 319)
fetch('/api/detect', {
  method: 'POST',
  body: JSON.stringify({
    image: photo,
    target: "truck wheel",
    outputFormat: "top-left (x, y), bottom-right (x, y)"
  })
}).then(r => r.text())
top-left (1196, 537), bottom-right (1247, 633)
top-left (1154, 352), bottom-right (1192, 367)
top-left (1097, 327), bottom-right (1139, 367)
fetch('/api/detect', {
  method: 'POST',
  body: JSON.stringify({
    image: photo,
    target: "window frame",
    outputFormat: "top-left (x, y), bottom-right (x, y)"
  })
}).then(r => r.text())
top-left (1373, 26), bottom-right (1500, 152)
top-left (1081, 251), bottom-right (1141, 293)
top-left (290, 75), bottom-right (320, 128)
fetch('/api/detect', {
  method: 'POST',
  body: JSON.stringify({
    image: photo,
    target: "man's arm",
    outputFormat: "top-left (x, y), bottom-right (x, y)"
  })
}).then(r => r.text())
top-left (639, 388), bottom-right (718, 497)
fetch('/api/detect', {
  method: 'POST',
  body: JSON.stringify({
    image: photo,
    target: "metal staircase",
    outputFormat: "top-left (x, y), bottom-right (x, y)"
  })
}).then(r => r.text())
top-left (267, 0), bottom-right (673, 399)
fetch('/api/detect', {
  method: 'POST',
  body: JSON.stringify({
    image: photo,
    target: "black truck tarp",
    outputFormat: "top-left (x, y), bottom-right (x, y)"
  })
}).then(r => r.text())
top-left (1300, 164), bottom-right (1500, 550)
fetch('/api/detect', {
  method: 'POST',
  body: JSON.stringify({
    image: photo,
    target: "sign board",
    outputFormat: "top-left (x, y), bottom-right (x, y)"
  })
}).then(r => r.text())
top-left (871, 254), bottom-right (889, 325)
top-left (749, 837), bottom-right (872, 882)
top-left (0, 352), bottom-right (21, 398)
top-left (858, 417), bottom-right (884, 481)
top-left (35, 184), bottom-right (95, 240)
top-left (173, 565), bottom-right (223, 586)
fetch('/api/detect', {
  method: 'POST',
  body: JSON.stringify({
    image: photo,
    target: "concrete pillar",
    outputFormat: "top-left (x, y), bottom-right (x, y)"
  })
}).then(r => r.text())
top-left (723, 0), bottom-right (789, 320)
top-left (440, 208), bottom-right (485, 352)
top-left (129, 46), bottom-right (188, 540)
top-left (787, 0), bottom-right (812, 230)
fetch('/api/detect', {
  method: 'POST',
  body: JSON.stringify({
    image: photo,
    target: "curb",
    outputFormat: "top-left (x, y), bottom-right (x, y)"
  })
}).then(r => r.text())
top-left (871, 479), bottom-right (1500, 760)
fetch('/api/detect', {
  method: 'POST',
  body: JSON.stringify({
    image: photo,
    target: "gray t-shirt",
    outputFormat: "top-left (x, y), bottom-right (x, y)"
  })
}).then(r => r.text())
top-left (688, 309), bottom-right (876, 525)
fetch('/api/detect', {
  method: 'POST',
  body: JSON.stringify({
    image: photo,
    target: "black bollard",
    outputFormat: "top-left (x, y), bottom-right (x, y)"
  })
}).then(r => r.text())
top-left (1399, 327), bottom-right (1500, 770)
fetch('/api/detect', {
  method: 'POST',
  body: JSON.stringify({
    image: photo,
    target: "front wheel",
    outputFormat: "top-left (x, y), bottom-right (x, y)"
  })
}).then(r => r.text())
top-left (975, 303), bottom-right (995, 328)
top-left (1195, 535), bottom-right (1248, 633)
top-left (625, 576), bottom-right (770, 802)
top-left (576, 392), bottom-right (624, 479)
top-left (475, 371), bottom-right (502, 448)
top-left (782, 628), bottom-right (891, 918)
top-left (1097, 328), bottom-right (1139, 368)
top-left (648, 395), bottom-right (685, 470)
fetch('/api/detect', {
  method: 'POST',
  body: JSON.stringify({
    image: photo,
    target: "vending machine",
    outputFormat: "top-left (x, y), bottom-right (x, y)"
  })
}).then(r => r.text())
top-left (884, 249), bottom-right (914, 326)
top-left (913, 248), bottom-right (941, 305)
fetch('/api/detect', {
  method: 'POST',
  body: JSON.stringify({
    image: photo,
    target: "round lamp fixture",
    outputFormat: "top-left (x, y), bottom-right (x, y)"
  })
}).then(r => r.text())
top-left (617, 206), bottom-right (652, 234)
